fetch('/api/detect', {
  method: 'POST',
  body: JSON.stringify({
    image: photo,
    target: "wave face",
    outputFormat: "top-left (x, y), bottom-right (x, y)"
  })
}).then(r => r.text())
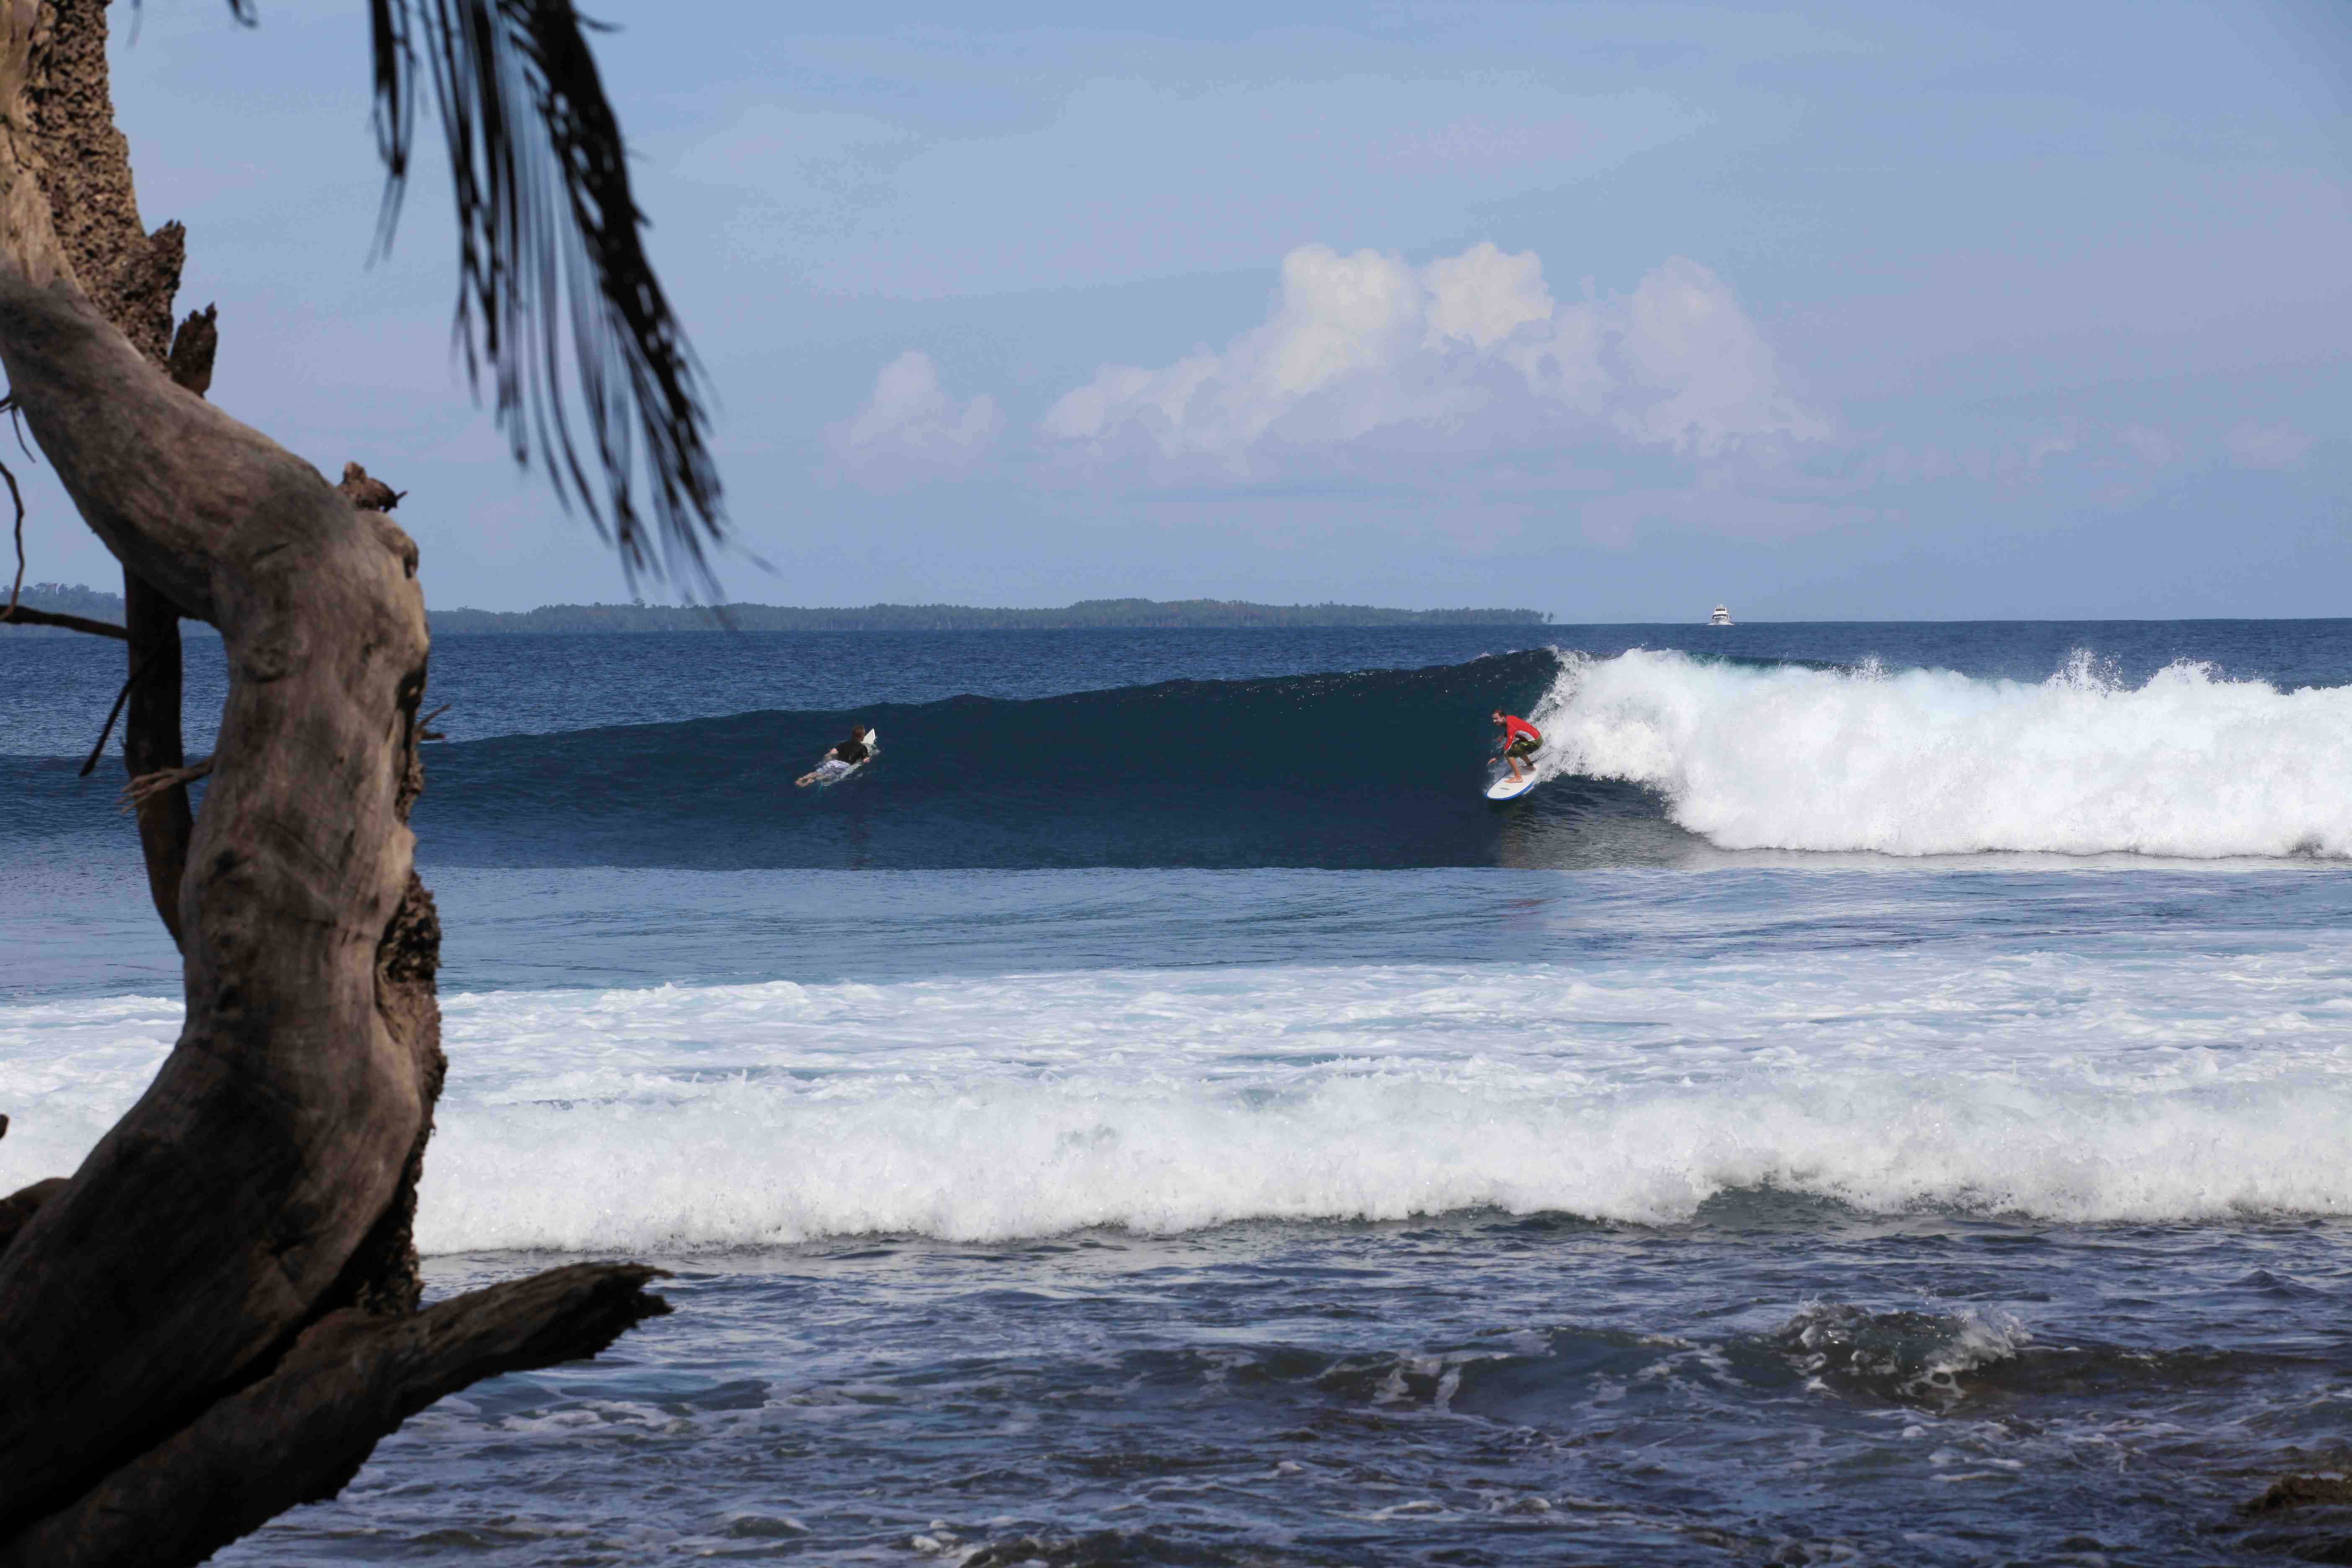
top-left (1531, 649), bottom-right (2352, 858)
top-left (409, 645), bottom-right (2352, 867)
top-left (10, 937), bottom-right (2350, 1253)
top-left (410, 649), bottom-right (1674, 869)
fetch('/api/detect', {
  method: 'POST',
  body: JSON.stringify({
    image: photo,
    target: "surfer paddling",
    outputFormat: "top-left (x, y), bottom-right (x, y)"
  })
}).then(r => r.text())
top-left (1491, 709), bottom-right (1541, 784)
top-left (797, 723), bottom-right (875, 788)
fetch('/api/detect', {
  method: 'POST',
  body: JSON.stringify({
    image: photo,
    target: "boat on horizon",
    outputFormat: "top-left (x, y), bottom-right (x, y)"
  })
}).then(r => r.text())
top-left (1708, 604), bottom-right (1733, 626)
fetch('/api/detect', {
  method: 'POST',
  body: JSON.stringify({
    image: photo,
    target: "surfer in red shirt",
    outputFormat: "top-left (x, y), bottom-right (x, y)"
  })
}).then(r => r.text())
top-left (1491, 709), bottom-right (1541, 784)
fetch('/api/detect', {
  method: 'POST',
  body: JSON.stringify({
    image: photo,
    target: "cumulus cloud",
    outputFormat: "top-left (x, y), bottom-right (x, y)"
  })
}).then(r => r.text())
top-left (828, 352), bottom-right (1003, 487)
top-left (1039, 241), bottom-right (1828, 476)
top-left (2224, 421), bottom-right (2310, 469)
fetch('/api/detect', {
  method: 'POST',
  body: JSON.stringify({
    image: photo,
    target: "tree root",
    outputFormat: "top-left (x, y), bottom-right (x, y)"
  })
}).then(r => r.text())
top-left (0, 1264), bottom-right (671, 1568)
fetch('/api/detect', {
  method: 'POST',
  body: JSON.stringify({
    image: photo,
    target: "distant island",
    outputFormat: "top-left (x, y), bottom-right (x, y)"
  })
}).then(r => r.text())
top-left (0, 581), bottom-right (131, 633)
top-left (5, 584), bottom-right (1548, 635)
top-left (433, 598), bottom-right (1550, 633)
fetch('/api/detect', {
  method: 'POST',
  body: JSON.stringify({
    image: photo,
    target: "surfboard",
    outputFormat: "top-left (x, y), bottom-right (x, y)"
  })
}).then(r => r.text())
top-left (811, 729), bottom-right (880, 787)
top-left (1485, 769), bottom-right (1537, 801)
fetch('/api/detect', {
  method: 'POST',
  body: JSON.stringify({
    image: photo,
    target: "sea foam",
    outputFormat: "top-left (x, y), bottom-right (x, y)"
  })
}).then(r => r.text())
top-left (1529, 650), bottom-right (2352, 858)
top-left (8, 944), bottom-right (2350, 1252)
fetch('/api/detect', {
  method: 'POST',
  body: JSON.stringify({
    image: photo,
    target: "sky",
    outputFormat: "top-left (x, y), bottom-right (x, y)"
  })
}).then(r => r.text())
top-left (14, 0), bottom-right (2349, 618)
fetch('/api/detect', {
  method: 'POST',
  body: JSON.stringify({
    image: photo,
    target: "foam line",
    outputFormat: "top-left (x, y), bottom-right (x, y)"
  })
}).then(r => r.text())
top-left (10, 948), bottom-right (2350, 1252)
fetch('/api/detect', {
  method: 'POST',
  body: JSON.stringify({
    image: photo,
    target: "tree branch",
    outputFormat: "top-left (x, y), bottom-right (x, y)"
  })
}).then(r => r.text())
top-left (0, 1179), bottom-right (64, 1259)
top-left (122, 572), bottom-right (191, 943)
top-left (0, 1264), bottom-right (671, 1568)
top-left (121, 753), bottom-right (210, 812)
top-left (0, 603), bottom-right (125, 637)
top-left (0, 5), bottom-right (666, 1555)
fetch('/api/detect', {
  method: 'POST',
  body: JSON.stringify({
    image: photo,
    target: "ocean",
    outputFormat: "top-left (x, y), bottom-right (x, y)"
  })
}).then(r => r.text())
top-left (4, 621), bottom-right (2350, 1563)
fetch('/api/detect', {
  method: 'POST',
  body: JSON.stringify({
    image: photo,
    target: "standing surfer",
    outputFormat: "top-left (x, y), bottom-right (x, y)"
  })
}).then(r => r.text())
top-left (1491, 709), bottom-right (1541, 784)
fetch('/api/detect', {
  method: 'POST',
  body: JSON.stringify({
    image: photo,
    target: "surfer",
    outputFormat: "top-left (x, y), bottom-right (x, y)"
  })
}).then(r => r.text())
top-left (1491, 709), bottom-right (1541, 784)
top-left (796, 723), bottom-right (874, 788)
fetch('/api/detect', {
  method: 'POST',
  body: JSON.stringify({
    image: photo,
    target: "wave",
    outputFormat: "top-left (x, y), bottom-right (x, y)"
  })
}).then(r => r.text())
top-left (403, 648), bottom-right (1660, 869)
top-left (1530, 648), bottom-right (2352, 859)
top-left (406, 1063), bottom-right (2352, 1251)
top-left (10, 949), bottom-right (2351, 1252)
top-left (6, 646), bottom-right (2343, 867)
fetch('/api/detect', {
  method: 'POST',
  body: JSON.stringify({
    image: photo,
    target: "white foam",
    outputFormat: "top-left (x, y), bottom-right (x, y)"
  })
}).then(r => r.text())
top-left (1526, 649), bottom-right (2352, 857)
top-left (9, 940), bottom-right (2352, 1251)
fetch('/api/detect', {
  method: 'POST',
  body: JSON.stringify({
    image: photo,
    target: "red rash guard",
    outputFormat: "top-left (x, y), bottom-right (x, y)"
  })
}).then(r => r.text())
top-left (1501, 716), bottom-right (1540, 745)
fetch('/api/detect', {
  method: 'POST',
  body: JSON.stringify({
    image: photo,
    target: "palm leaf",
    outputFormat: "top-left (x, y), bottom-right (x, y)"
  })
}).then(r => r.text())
top-left (364, 0), bottom-right (724, 590)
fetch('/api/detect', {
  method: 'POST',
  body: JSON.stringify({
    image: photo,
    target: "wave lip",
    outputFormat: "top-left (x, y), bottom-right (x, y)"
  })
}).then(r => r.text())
top-left (1532, 650), bottom-right (2352, 859)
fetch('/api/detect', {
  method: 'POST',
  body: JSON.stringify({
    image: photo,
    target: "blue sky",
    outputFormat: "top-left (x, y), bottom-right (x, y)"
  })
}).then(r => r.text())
top-left (20, 1), bottom-right (2349, 616)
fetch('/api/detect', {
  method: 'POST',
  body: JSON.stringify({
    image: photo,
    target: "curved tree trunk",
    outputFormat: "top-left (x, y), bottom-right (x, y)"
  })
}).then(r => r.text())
top-left (0, 2), bottom-right (664, 1558)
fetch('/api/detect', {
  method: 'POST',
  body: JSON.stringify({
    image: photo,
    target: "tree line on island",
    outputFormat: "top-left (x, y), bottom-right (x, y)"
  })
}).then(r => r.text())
top-left (6, 582), bottom-right (1549, 634)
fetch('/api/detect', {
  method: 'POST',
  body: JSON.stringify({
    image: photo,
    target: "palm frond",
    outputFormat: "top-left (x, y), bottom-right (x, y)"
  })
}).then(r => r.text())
top-left (366, 0), bottom-right (725, 591)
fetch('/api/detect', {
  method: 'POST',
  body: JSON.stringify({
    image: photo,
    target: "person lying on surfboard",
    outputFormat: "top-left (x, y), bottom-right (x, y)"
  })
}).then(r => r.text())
top-left (1491, 709), bottom-right (1541, 783)
top-left (796, 724), bottom-right (874, 788)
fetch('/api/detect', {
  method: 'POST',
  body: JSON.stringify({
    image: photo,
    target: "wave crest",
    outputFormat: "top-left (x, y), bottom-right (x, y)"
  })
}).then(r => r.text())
top-left (1532, 649), bottom-right (2352, 858)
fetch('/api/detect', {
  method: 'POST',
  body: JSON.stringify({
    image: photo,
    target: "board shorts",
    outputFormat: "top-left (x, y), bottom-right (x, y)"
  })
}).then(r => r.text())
top-left (1506, 735), bottom-right (1538, 758)
top-left (811, 757), bottom-right (854, 781)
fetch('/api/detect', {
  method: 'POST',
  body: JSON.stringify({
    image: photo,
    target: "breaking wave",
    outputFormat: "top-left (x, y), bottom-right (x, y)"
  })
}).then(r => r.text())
top-left (3, 645), bottom-right (2341, 867)
top-left (10, 944), bottom-right (2352, 1253)
top-left (1528, 648), bottom-right (2352, 859)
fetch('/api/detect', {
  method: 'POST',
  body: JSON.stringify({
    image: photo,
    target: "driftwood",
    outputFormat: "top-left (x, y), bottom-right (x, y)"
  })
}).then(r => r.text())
top-left (0, 0), bottom-right (667, 1558)
top-left (3, 1264), bottom-right (671, 1568)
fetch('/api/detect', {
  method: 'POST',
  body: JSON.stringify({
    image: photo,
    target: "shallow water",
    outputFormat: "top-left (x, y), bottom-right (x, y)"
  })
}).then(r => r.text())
top-left (229, 1205), bottom-right (2352, 1565)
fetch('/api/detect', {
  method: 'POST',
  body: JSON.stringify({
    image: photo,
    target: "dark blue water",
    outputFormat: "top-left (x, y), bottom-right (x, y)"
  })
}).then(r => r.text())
top-left (9, 621), bottom-right (2351, 870)
top-left (7, 620), bottom-right (2346, 758)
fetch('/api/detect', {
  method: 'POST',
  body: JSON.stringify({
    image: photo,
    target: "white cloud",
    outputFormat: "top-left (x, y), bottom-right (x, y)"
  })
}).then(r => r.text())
top-left (1040, 245), bottom-right (1429, 454)
top-left (1617, 259), bottom-right (1831, 457)
top-left (2224, 421), bottom-right (2310, 469)
top-left (1424, 241), bottom-right (1554, 351)
top-left (1039, 242), bottom-right (1829, 475)
top-left (828, 352), bottom-right (1003, 487)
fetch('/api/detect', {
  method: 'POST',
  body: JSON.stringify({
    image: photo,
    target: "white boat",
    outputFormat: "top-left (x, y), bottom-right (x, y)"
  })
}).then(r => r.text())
top-left (1708, 604), bottom-right (1733, 627)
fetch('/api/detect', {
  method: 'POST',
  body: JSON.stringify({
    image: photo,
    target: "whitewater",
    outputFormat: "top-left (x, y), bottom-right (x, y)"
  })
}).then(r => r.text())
top-left (1529, 647), bottom-right (2352, 859)
top-left (10, 924), bottom-right (2351, 1252)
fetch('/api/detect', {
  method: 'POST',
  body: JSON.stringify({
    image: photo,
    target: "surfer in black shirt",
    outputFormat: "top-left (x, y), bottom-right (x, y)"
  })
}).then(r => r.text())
top-left (796, 724), bottom-right (874, 787)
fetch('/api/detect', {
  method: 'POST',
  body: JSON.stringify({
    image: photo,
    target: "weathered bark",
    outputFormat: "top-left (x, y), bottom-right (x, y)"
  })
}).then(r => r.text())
top-left (0, 0), bottom-right (663, 1554)
top-left (121, 566), bottom-right (189, 942)
top-left (119, 304), bottom-right (222, 943)
top-left (0, 1175), bottom-right (62, 1255)
top-left (0, 1264), bottom-right (671, 1568)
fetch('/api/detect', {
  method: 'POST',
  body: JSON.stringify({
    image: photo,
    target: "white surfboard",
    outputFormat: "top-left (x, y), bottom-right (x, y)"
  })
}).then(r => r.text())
top-left (1485, 769), bottom-right (1537, 801)
top-left (811, 729), bottom-right (880, 786)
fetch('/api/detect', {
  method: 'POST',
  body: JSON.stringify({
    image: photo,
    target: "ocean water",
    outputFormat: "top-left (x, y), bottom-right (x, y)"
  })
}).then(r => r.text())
top-left (5, 622), bottom-right (2352, 1563)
